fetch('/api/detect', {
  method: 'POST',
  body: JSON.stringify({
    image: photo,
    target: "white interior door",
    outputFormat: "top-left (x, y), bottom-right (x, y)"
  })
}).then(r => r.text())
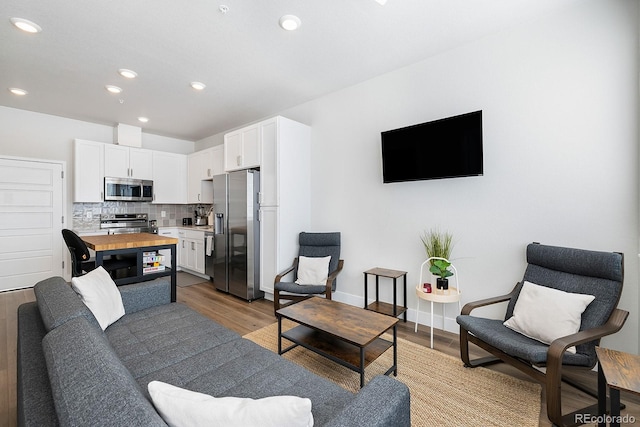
top-left (0, 157), bottom-right (65, 291)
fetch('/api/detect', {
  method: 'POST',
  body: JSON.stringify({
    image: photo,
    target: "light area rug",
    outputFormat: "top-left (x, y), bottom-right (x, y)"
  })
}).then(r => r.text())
top-left (244, 321), bottom-right (542, 427)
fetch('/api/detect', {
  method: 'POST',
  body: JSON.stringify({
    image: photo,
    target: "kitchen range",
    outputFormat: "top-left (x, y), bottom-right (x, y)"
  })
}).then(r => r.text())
top-left (100, 213), bottom-right (151, 234)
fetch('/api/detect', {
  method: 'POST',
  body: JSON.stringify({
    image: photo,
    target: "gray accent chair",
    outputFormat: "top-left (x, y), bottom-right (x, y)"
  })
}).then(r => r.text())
top-left (273, 232), bottom-right (344, 313)
top-left (456, 242), bottom-right (628, 427)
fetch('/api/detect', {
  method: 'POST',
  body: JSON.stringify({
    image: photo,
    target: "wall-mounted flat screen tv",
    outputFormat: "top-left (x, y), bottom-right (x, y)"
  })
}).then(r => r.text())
top-left (381, 110), bottom-right (483, 183)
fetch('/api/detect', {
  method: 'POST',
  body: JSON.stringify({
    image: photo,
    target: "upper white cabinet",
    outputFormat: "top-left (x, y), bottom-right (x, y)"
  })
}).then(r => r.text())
top-left (211, 145), bottom-right (225, 176)
top-left (197, 147), bottom-right (215, 180)
top-left (74, 139), bottom-right (104, 202)
top-left (187, 151), bottom-right (213, 204)
top-left (224, 124), bottom-right (260, 171)
top-left (152, 151), bottom-right (187, 204)
top-left (104, 145), bottom-right (153, 180)
top-left (259, 116), bottom-right (311, 208)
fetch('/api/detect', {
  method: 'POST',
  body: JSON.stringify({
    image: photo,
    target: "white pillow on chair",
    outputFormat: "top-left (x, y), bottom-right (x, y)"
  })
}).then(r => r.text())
top-left (295, 256), bottom-right (331, 286)
top-left (71, 266), bottom-right (125, 330)
top-left (503, 281), bottom-right (595, 353)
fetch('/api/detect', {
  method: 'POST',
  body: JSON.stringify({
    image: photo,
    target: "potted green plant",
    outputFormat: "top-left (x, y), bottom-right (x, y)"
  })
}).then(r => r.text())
top-left (420, 229), bottom-right (453, 261)
top-left (429, 259), bottom-right (453, 290)
top-left (420, 229), bottom-right (454, 290)
top-left (420, 229), bottom-right (453, 265)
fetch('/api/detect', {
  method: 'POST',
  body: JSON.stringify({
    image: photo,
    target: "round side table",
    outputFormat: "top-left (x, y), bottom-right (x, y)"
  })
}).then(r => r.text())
top-left (414, 286), bottom-right (461, 348)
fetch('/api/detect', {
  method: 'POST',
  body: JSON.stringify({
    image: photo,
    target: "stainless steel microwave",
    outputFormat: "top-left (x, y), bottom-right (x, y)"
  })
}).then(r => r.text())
top-left (104, 177), bottom-right (153, 202)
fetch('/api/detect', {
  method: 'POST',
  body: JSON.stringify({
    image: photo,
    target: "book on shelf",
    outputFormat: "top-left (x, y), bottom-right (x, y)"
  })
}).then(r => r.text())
top-left (143, 265), bottom-right (166, 274)
top-left (143, 255), bottom-right (165, 264)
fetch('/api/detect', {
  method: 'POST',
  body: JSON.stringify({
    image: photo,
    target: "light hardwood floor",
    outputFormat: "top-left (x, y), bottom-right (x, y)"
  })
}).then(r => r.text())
top-left (2, 282), bottom-right (639, 427)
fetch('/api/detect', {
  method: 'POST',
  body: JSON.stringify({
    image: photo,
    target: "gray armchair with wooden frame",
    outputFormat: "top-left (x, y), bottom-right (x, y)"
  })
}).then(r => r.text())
top-left (456, 243), bottom-right (628, 427)
top-left (273, 232), bottom-right (344, 314)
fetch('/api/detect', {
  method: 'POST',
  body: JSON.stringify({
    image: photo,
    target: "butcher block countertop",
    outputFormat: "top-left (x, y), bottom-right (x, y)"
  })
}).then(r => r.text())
top-left (81, 233), bottom-right (178, 251)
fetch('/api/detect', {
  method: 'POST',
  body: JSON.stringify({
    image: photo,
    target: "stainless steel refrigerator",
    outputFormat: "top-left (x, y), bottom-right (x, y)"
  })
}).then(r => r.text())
top-left (212, 169), bottom-right (263, 301)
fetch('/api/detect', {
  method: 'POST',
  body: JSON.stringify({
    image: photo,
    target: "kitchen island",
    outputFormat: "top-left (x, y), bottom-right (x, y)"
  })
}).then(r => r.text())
top-left (81, 233), bottom-right (178, 302)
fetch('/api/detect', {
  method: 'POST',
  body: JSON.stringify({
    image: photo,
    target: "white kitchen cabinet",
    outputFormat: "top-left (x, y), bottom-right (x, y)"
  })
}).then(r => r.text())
top-left (158, 228), bottom-right (180, 271)
top-left (224, 124), bottom-right (260, 171)
top-left (178, 229), bottom-right (205, 274)
top-left (259, 116), bottom-right (311, 208)
top-left (189, 147), bottom-right (219, 180)
top-left (74, 139), bottom-right (104, 202)
top-left (257, 116), bottom-right (311, 295)
top-left (259, 206), bottom-right (278, 295)
top-left (211, 145), bottom-right (225, 176)
top-left (152, 151), bottom-right (187, 204)
top-left (104, 145), bottom-right (153, 180)
top-left (187, 151), bottom-right (213, 204)
top-left (199, 148), bottom-right (215, 180)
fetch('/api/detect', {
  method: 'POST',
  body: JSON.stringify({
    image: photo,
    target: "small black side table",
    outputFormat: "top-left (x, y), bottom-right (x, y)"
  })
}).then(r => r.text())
top-left (364, 268), bottom-right (407, 322)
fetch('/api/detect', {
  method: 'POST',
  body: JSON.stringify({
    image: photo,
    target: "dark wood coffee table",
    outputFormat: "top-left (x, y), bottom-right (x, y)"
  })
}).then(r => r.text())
top-left (276, 297), bottom-right (398, 388)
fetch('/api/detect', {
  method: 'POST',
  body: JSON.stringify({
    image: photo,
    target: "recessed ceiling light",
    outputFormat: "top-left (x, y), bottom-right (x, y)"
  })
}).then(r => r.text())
top-left (105, 85), bottom-right (122, 94)
top-left (9, 87), bottom-right (28, 96)
top-left (118, 69), bottom-right (138, 79)
top-left (10, 17), bottom-right (42, 33)
top-left (279, 15), bottom-right (301, 31)
top-left (137, 117), bottom-right (149, 123)
top-left (190, 82), bottom-right (206, 91)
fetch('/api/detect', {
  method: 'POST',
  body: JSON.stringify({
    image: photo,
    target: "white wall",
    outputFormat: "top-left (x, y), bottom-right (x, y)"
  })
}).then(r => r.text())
top-left (0, 106), bottom-right (195, 232)
top-left (281, 0), bottom-right (639, 353)
top-left (0, 1), bottom-right (636, 354)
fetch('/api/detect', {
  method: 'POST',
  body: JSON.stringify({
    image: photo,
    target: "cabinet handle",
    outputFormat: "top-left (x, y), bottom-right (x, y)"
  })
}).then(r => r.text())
top-left (236, 155), bottom-right (242, 166)
top-left (131, 168), bottom-right (133, 177)
top-left (182, 241), bottom-right (185, 249)
top-left (207, 168), bottom-right (211, 177)
top-left (198, 193), bottom-right (201, 201)
top-left (191, 242), bottom-right (195, 250)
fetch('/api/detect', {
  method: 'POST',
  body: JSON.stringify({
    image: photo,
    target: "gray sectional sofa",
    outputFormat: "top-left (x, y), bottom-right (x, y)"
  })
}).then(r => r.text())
top-left (17, 276), bottom-right (410, 426)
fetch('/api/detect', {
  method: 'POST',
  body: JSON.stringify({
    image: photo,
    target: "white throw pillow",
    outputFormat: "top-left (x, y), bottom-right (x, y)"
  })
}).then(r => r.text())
top-left (503, 281), bottom-right (595, 353)
top-left (295, 256), bottom-right (331, 286)
top-left (71, 266), bottom-right (125, 330)
top-left (148, 381), bottom-right (314, 427)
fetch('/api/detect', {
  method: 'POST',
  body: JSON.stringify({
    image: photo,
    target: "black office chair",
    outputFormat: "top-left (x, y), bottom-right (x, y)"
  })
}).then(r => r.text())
top-left (62, 229), bottom-right (136, 278)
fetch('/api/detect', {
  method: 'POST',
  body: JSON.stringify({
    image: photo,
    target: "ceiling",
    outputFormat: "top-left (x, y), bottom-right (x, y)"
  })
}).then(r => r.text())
top-left (1, 0), bottom-right (579, 142)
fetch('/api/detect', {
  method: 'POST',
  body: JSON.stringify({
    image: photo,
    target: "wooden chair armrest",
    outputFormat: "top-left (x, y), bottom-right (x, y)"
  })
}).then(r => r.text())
top-left (547, 308), bottom-right (630, 364)
top-left (274, 258), bottom-right (298, 284)
top-left (324, 259), bottom-right (345, 290)
top-left (461, 286), bottom-right (518, 315)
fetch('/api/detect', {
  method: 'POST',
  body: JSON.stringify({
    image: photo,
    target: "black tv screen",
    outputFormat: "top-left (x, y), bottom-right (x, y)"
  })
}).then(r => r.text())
top-left (381, 110), bottom-right (483, 183)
